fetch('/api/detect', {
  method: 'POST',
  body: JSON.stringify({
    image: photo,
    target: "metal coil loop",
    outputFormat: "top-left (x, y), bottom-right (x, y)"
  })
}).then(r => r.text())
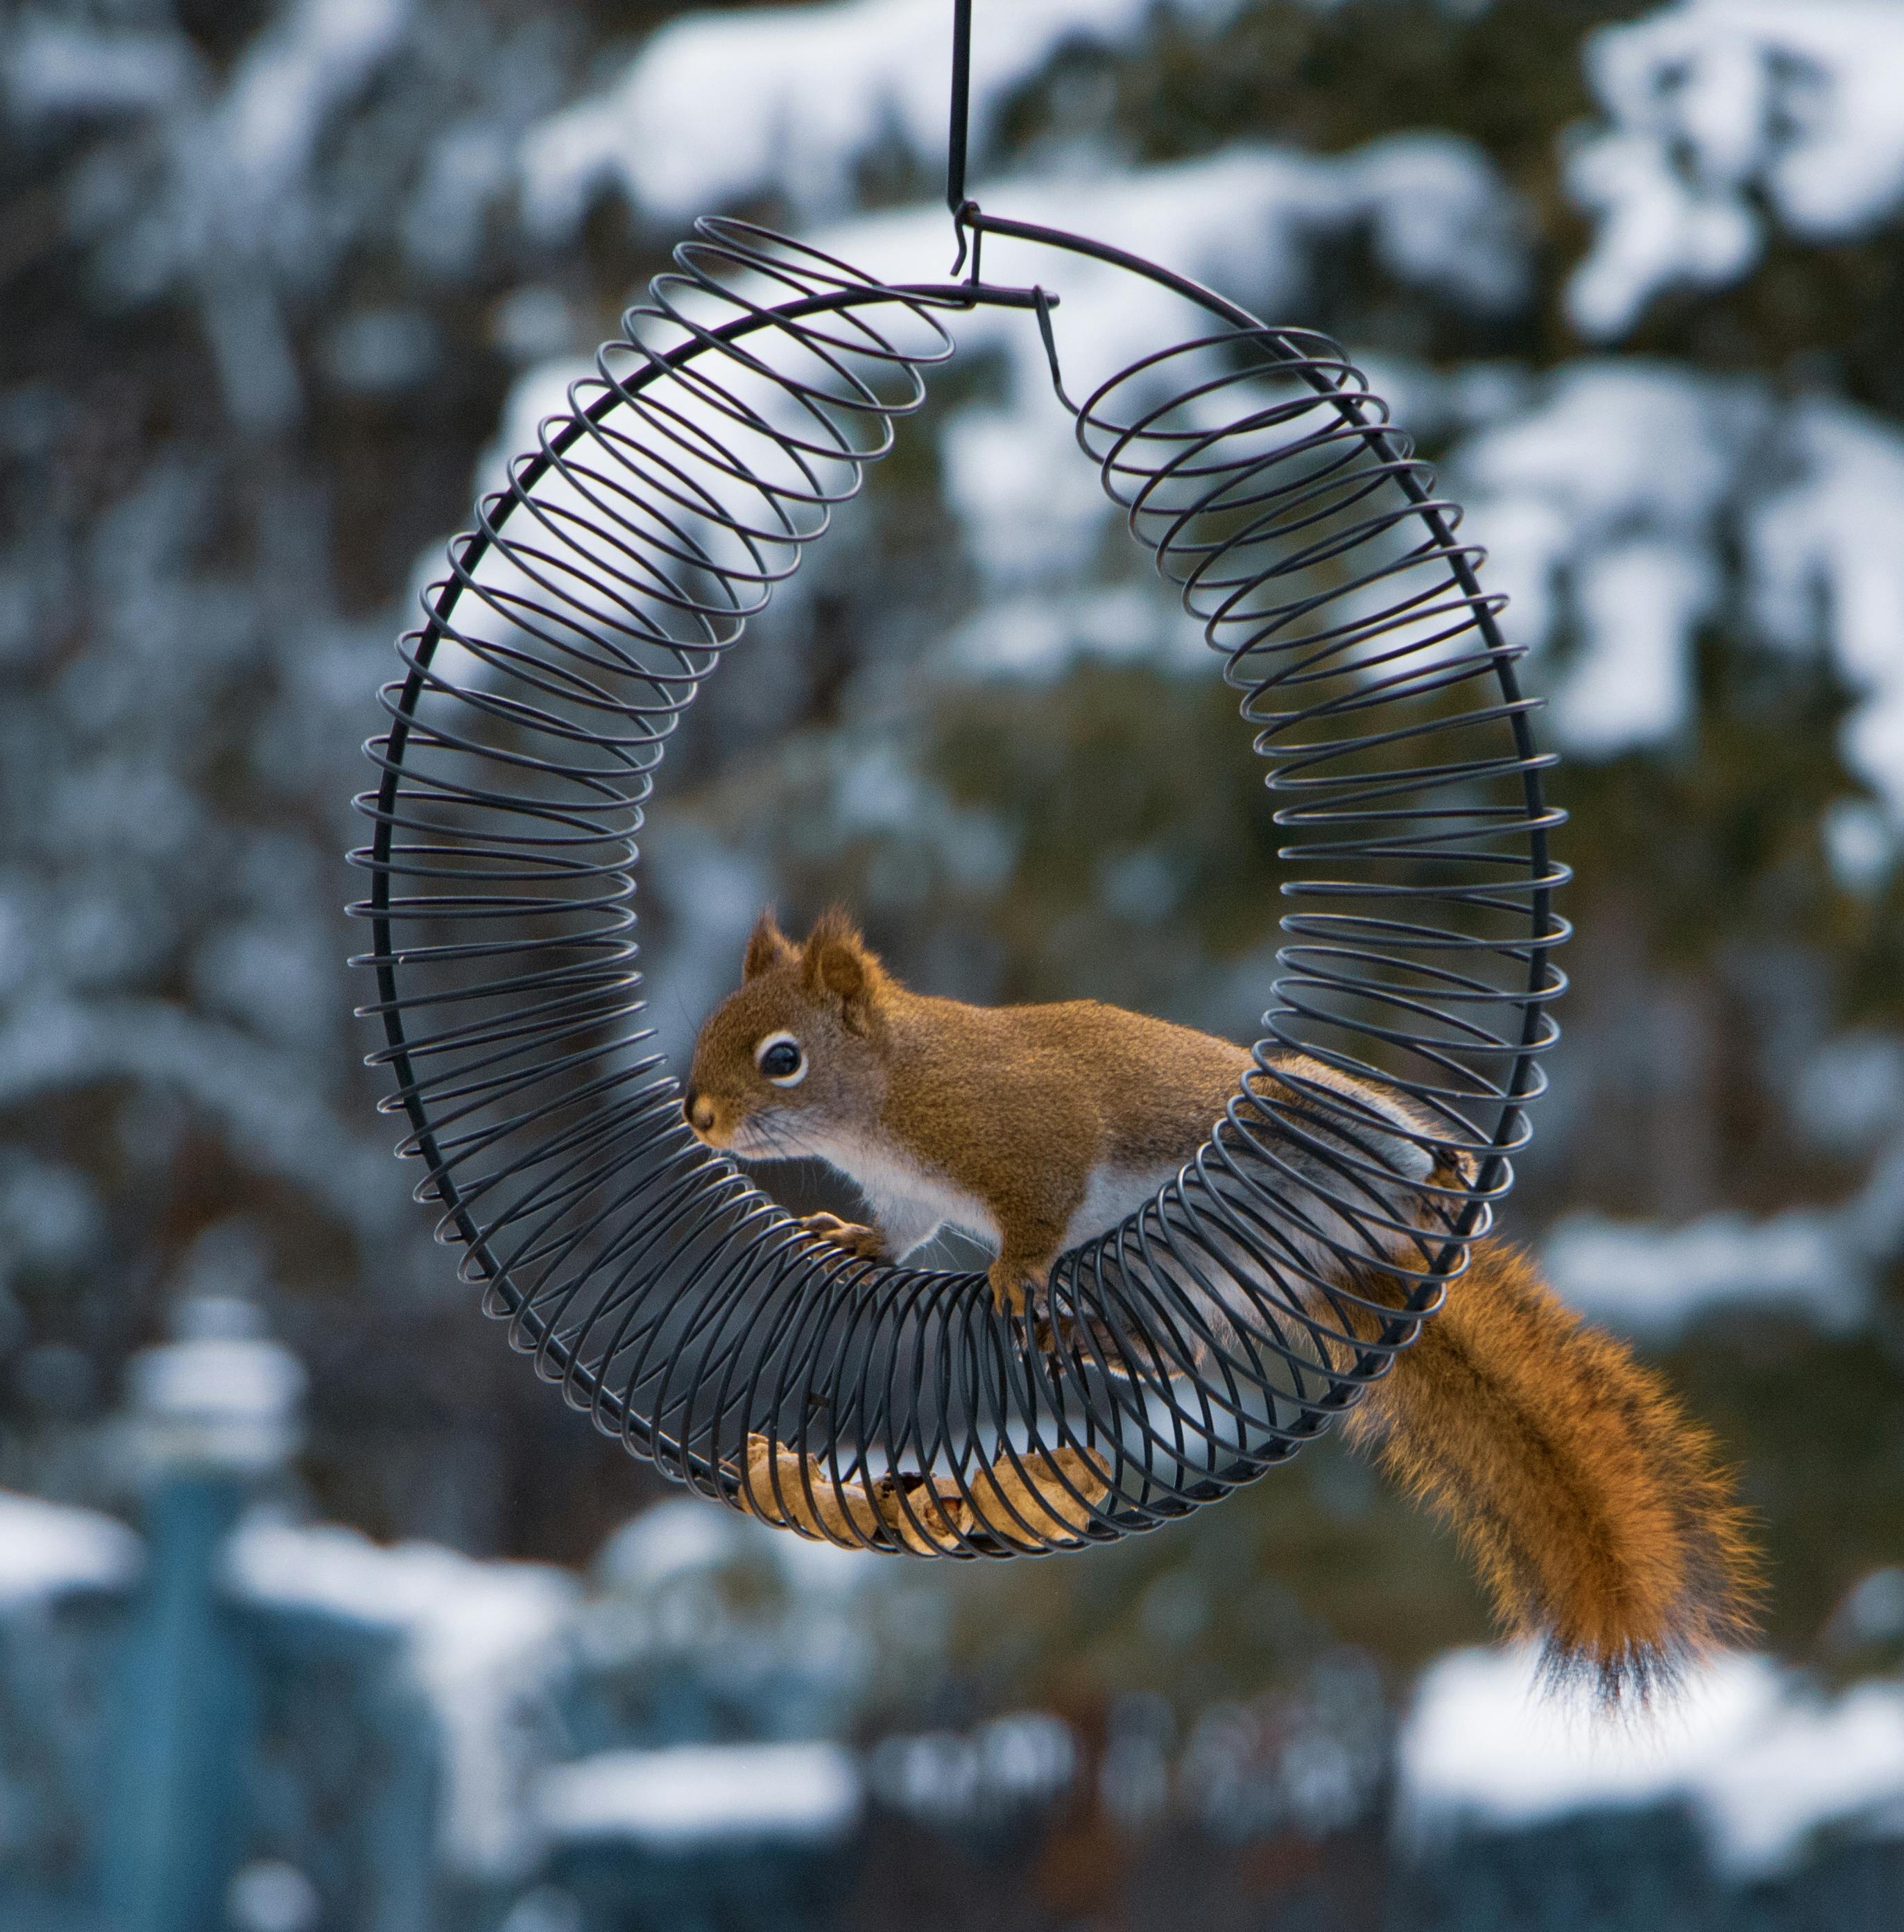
top-left (350, 216), bottom-right (1566, 1557)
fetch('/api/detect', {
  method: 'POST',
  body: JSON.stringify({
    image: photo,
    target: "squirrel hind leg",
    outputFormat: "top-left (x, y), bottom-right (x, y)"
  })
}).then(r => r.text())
top-left (991, 1259), bottom-right (1146, 1380)
top-left (1030, 1306), bottom-right (1146, 1381)
top-left (988, 1252), bottom-right (1049, 1320)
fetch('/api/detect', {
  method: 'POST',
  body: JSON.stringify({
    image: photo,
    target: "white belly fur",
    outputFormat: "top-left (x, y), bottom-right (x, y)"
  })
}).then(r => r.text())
top-left (798, 1128), bottom-right (1175, 1265)
top-left (799, 1125), bottom-right (1000, 1259)
top-left (1062, 1162), bottom-right (1182, 1252)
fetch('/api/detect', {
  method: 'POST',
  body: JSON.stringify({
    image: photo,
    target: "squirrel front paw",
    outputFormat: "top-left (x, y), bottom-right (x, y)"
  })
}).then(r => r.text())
top-left (799, 1212), bottom-right (885, 1261)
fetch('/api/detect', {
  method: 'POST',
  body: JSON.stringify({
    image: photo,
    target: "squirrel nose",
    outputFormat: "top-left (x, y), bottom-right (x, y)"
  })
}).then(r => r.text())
top-left (685, 1092), bottom-right (716, 1135)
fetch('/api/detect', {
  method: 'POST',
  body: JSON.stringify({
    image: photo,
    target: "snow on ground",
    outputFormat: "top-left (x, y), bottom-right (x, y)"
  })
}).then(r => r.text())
top-left (870, 1711), bottom-right (1079, 1827)
top-left (230, 1517), bottom-right (579, 1880)
top-left (1397, 1646), bottom-right (1904, 1878)
top-left (1568, 1), bottom-right (1904, 338)
top-left (0, 1490), bottom-right (139, 1607)
top-left (1452, 361), bottom-right (1904, 822)
top-left (536, 1741), bottom-right (862, 1846)
top-left (519, 0), bottom-right (1251, 235)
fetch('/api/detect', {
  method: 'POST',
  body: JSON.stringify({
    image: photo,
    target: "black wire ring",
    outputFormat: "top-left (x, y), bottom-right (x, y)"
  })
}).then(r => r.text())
top-left (349, 217), bottom-right (1568, 1557)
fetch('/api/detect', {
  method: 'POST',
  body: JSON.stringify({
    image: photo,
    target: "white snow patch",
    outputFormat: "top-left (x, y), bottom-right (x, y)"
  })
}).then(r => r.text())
top-left (1561, 537), bottom-right (1713, 752)
top-left (520, 0), bottom-right (1251, 235)
top-left (0, 1490), bottom-right (139, 1607)
top-left (537, 1741), bottom-right (862, 1847)
top-left (1398, 1646), bottom-right (1904, 1878)
top-left (1792, 1033), bottom-right (1904, 1153)
top-left (1543, 1207), bottom-right (1865, 1338)
top-left (68, 0), bottom-right (418, 428)
top-left (1455, 363), bottom-right (1904, 820)
top-left (1454, 360), bottom-right (1751, 745)
top-left (1823, 799), bottom-right (1898, 893)
top-left (1745, 397), bottom-right (1904, 813)
top-left (132, 1337), bottom-right (302, 1424)
top-left (870, 1712), bottom-right (1079, 1825)
top-left (592, 1497), bottom-right (760, 1596)
top-left (128, 1318), bottom-right (307, 1473)
top-left (947, 586), bottom-right (1178, 681)
top-left (3, 21), bottom-right (196, 126)
top-left (218, 0), bottom-right (413, 214)
top-left (227, 1860), bottom-right (321, 1932)
top-left (1568, 2), bottom-right (1904, 337)
top-left (230, 1518), bottom-right (579, 1880)
top-left (1543, 1020), bottom-right (1904, 1337)
top-left (806, 145), bottom-right (1521, 595)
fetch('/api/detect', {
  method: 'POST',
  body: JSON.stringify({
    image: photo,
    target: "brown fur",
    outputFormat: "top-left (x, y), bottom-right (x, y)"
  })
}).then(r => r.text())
top-left (689, 911), bottom-right (1761, 1691)
top-left (686, 908), bottom-right (1246, 1313)
top-left (1344, 1243), bottom-right (1761, 1698)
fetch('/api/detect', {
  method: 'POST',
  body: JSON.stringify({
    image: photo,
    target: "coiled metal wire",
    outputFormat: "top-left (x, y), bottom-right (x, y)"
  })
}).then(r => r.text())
top-left (350, 215), bottom-right (1566, 1557)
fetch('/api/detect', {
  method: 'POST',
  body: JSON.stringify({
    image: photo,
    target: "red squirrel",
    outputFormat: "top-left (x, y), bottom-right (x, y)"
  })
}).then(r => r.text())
top-left (686, 908), bottom-right (1760, 1696)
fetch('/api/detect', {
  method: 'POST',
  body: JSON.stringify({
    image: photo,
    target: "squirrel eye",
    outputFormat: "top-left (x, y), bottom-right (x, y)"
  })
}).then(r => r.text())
top-left (755, 1033), bottom-right (806, 1087)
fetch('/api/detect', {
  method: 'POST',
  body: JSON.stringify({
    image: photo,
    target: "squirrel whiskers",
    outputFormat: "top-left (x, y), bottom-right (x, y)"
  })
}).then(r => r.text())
top-left (686, 908), bottom-right (1760, 1698)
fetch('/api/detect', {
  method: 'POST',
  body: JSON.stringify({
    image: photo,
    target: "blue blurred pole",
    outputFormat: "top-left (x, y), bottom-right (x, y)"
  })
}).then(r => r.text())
top-left (362, 1670), bottom-right (443, 1932)
top-left (101, 1468), bottom-right (257, 1932)
top-left (98, 1295), bottom-right (303, 1931)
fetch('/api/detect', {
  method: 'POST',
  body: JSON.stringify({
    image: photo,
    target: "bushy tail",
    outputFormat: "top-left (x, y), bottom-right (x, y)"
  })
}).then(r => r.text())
top-left (1344, 1241), bottom-right (1760, 1700)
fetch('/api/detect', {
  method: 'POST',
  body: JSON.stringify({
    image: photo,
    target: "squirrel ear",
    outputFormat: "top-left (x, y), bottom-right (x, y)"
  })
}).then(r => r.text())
top-left (801, 907), bottom-right (881, 1033)
top-left (742, 909), bottom-right (797, 981)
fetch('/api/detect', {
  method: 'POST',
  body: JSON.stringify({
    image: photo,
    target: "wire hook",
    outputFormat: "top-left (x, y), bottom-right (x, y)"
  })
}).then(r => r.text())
top-left (1034, 286), bottom-right (1079, 413)
top-left (949, 199), bottom-right (981, 279)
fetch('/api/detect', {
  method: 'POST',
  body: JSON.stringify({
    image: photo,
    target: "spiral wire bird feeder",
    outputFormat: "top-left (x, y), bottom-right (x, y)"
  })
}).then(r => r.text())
top-left (350, 1), bottom-right (1568, 1557)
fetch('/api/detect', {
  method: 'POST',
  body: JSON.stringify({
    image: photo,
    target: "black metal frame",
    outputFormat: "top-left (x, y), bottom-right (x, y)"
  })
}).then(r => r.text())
top-left (349, 4), bottom-right (1566, 1557)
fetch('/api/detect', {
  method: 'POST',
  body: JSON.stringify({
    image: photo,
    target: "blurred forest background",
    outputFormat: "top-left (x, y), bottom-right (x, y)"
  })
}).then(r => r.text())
top-left (6, 0), bottom-right (1904, 1925)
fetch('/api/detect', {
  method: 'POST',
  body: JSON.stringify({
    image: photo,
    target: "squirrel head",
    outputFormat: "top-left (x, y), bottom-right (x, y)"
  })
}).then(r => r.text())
top-left (683, 908), bottom-right (891, 1158)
